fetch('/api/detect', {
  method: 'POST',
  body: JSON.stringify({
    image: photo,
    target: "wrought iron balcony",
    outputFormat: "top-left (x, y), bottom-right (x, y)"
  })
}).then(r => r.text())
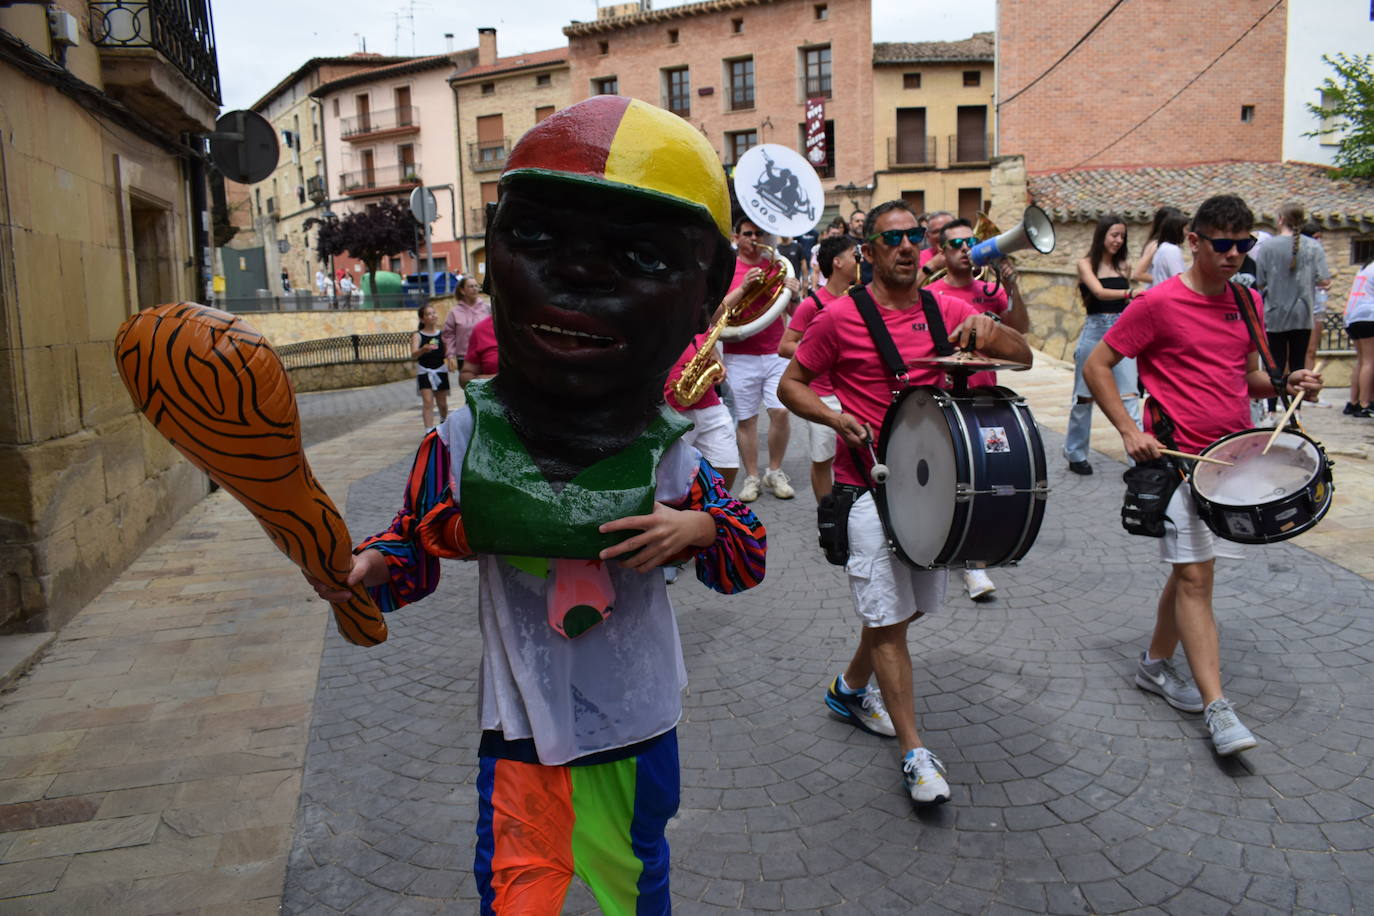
top-left (888, 136), bottom-right (936, 169)
top-left (468, 141), bottom-right (510, 173)
top-left (948, 133), bottom-right (993, 165)
top-left (340, 106), bottom-right (421, 141)
top-left (306, 175), bottom-right (327, 203)
top-left (91, 0), bottom-right (222, 104)
top-left (338, 163), bottom-right (423, 196)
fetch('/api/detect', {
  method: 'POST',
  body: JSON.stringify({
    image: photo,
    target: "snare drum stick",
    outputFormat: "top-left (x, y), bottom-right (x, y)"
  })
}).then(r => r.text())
top-left (1263, 394), bottom-right (1305, 454)
top-left (1158, 448), bottom-right (1234, 467)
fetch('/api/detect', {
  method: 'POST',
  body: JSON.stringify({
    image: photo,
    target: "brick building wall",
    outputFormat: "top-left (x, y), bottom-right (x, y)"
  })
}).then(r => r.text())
top-left (997, 2), bottom-right (1286, 172)
top-left (565, 0), bottom-right (873, 216)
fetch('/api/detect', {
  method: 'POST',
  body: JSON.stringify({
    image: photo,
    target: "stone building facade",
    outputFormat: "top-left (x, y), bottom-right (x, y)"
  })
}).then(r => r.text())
top-left (564, 0), bottom-right (874, 220)
top-left (997, 3), bottom-right (1286, 172)
top-left (871, 32), bottom-right (995, 220)
top-left (450, 29), bottom-right (569, 281)
top-left (0, 1), bottom-right (221, 631)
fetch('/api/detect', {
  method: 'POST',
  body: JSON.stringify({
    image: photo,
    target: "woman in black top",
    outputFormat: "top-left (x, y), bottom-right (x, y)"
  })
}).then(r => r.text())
top-left (413, 303), bottom-right (450, 429)
top-left (1064, 214), bottom-right (1141, 475)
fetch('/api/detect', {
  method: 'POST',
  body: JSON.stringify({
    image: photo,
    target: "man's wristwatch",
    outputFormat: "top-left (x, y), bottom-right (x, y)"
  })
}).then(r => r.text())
top-left (982, 311), bottom-right (1003, 324)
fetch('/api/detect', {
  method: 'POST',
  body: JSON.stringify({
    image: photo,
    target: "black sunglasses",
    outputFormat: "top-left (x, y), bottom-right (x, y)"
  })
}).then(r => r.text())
top-left (1195, 232), bottom-right (1257, 254)
top-left (868, 227), bottom-right (927, 247)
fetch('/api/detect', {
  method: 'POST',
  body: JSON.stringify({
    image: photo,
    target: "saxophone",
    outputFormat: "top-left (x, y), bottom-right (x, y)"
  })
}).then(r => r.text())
top-left (672, 255), bottom-right (786, 408)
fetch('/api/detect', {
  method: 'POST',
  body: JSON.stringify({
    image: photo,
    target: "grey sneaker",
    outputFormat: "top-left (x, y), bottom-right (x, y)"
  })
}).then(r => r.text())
top-left (902, 747), bottom-right (950, 806)
top-left (1204, 698), bottom-right (1257, 756)
top-left (1135, 652), bottom-right (1204, 713)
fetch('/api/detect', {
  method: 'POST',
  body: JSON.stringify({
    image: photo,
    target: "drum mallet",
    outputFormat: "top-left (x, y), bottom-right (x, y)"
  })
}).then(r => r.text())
top-left (865, 438), bottom-right (890, 484)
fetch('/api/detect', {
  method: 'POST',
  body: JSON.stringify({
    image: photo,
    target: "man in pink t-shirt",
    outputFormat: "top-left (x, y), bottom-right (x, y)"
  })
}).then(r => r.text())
top-left (722, 217), bottom-right (800, 503)
top-left (922, 218), bottom-right (1032, 601)
top-left (778, 234), bottom-right (859, 499)
top-left (780, 200), bottom-right (1032, 808)
top-left (1085, 194), bottom-right (1323, 758)
top-left (917, 210), bottom-right (954, 281)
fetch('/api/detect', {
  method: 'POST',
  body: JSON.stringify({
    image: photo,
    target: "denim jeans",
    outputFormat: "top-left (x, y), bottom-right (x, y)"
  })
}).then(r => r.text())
top-left (1064, 312), bottom-right (1142, 464)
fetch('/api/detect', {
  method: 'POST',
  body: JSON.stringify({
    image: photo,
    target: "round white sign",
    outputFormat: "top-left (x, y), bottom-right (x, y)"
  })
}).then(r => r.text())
top-left (732, 144), bottom-right (824, 238)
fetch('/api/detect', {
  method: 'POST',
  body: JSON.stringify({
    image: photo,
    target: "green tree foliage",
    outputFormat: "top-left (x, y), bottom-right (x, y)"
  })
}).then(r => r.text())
top-left (1305, 53), bottom-right (1374, 181)
top-left (313, 200), bottom-right (417, 297)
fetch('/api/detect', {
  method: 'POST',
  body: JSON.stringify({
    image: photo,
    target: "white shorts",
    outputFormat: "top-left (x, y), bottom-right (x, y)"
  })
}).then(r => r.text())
top-left (807, 394), bottom-right (842, 464)
top-left (1160, 481), bottom-right (1245, 565)
top-left (682, 403), bottom-right (739, 470)
top-left (846, 493), bottom-right (948, 628)
top-left (722, 353), bottom-right (787, 421)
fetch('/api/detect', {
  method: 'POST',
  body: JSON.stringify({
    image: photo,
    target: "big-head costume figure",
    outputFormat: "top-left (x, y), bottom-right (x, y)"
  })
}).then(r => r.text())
top-left (313, 96), bottom-right (767, 914)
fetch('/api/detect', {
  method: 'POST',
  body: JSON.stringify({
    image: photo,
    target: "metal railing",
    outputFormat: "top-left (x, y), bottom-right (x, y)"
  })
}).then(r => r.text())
top-left (887, 135), bottom-right (936, 169)
top-left (948, 133), bottom-right (993, 164)
top-left (340, 106), bottom-right (420, 139)
top-left (276, 332), bottom-right (414, 370)
top-left (469, 141), bottom-right (510, 172)
top-left (1319, 310), bottom-right (1353, 352)
top-left (90, 0), bottom-right (222, 103)
top-left (213, 292), bottom-right (430, 313)
top-left (338, 163), bottom-right (422, 194)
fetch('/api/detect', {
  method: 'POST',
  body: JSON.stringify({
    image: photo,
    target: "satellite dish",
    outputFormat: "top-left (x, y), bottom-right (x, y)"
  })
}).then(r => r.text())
top-left (209, 110), bottom-right (279, 184)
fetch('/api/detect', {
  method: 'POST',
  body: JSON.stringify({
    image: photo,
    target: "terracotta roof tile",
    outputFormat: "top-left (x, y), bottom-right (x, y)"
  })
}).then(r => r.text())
top-left (1029, 161), bottom-right (1374, 229)
top-left (873, 32), bottom-right (994, 64)
top-left (451, 47), bottom-right (567, 81)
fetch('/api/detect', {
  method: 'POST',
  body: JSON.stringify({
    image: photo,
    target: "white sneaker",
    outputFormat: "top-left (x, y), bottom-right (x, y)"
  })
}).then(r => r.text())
top-left (736, 475), bottom-right (761, 502)
top-left (902, 747), bottom-right (950, 806)
top-left (962, 568), bottom-right (996, 601)
top-left (763, 468), bottom-right (795, 499)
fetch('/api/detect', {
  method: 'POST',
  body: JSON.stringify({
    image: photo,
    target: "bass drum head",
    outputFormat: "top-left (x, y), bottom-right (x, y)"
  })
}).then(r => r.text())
top-left (1193, 430), bottom-right (1321, 507)
top-left (879, 388), bottom-right (957, 567)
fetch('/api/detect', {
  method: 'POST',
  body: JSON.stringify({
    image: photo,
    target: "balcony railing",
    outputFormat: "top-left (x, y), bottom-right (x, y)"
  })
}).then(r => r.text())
top-left (306, 175), bottom-right (326, 203)
top-left (91, 0), bottom-right (222, 103)
top-left (340, 106), bottom-right (420, 140)
top-left (949, 133), bottom-right (993, 165)
top-left (797, 76), bottom-right (832, 100)
top-left (888, 136), bottom-right (936, 169)
top-left (469, 141), bottom-right (510, 172)
top-left (338, 163), bottom-right (423, 195)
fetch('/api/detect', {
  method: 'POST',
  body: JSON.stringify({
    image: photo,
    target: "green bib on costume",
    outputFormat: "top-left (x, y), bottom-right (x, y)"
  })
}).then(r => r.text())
top-left (460, 380), bottom-right (692, 558)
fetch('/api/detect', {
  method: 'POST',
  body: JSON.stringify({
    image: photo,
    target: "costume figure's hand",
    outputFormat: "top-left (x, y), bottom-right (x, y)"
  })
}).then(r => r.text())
top-left (598, 502), bottom-right (716, 573)
top-left (303, 549), bottom-right (388, 601)
top-left (834, 414), bottom-right (870, 450)
top-left (1122, 428), bottom-right (1163, 464)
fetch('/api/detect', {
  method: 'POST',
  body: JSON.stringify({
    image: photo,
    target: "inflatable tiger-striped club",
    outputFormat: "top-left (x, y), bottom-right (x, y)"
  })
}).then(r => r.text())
top-left (114, 302), bottom-right (388, 646)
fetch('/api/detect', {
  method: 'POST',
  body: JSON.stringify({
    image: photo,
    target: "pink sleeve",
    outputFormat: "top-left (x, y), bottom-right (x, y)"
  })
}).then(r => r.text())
top-left (794, 307), bottom-right (837, 376)
top-left (464, 320), bottom-right (489, 365)
top-left (790, 297), bottom-right (819, 334)
top-left (1103, 297), bottom-right (1154, 358)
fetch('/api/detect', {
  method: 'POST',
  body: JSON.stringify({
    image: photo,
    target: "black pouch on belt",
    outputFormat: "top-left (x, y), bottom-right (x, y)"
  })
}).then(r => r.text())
top-left (817, 483), bottom-right (865, 565)
top-left (1121, 459), bottom-right (1182, 538)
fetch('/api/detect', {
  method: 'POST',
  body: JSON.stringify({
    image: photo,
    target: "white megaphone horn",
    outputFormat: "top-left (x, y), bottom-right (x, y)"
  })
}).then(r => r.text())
top-left (970, 205), bottom-right (1056, 268)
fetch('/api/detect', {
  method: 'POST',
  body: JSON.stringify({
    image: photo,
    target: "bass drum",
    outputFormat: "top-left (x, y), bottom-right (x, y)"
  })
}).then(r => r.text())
top-left (874, 385), bottom-right (1048, 569)
top-left (1190, 427), bottom-right (1333, 544)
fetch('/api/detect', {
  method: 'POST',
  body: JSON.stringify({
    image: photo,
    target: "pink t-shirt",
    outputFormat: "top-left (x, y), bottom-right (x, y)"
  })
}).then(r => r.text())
top-left (723, 257), bottom-right (786, 356)
top-left (795, 286), bottom-right (981, 486)
top-left (787, 288), bottom-right (838, 397)
top-left (1104, 275), bottom-right (1262, 453)
top-left (464, 316), bottom-right (499, 376)
top-left (924, 277), bottom-right (1009, 388)
top-left (664, 332), bottom-right (722, 411)
top-left (919, 247), bottom-right (938, 268)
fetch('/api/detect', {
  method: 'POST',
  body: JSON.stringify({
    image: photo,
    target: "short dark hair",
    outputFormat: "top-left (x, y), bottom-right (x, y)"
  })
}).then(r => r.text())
top-left (1191, 195), bottom-right (1254, 235)
top-left (817, 234), bottom-right (857, 278)
top-left (733, 214), bottom-right (761, 234)
top-left (941, 218), bottom-right (974, 240)
top-left (862, 200), bottom-right (918, 241)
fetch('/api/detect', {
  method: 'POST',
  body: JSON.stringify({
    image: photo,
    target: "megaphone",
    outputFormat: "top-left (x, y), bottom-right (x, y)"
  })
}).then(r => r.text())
top-left (970, 205), bottom-right (1055, 268)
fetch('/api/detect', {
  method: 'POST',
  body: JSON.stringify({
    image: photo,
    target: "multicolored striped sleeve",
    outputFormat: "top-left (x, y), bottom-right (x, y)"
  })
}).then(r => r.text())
top-left (356, 429), bottom-right (472, 612)
top-left (668, 457), bottom-right (766, 594)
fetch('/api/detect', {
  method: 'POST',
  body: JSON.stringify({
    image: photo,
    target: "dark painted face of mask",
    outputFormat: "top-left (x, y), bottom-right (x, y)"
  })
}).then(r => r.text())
top-left (487, 179), bottom-right (722, 406)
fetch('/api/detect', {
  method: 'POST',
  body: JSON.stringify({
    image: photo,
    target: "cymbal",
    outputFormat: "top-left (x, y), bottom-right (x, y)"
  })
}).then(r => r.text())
top-left (908, 355), bottom-right (1030, 373)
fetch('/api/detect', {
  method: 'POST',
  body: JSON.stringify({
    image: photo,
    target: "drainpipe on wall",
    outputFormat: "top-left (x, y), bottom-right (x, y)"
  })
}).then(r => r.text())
top-left (311, 95), bottom-right (338, 307)
top-left (450, 79), bottom-right (470, 277)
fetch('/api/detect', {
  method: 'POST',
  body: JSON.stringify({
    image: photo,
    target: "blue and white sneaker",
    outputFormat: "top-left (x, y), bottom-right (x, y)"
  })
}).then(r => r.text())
top-left (1204, 698), bottom-right (1257, 756)
top-left (902, 747), bottom-right (950, 806)
top-left (824, 677), bottom-right (895, 737)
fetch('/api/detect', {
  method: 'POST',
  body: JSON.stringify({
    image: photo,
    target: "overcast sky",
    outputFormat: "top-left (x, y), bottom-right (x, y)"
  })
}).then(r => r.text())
top-left (213, 0), bottom-right (996, 111)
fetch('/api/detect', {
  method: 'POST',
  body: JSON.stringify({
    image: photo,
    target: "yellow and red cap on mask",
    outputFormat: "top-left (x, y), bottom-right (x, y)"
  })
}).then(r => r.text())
top-left (500, 95), bottom-right (730, 240)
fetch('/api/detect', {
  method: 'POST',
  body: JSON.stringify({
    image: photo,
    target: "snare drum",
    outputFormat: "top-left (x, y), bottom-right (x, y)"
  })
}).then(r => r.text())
top-left (1190, 428), bottom-right (1333, 544)
top-left (874, 385), bottom-right (1048, 569)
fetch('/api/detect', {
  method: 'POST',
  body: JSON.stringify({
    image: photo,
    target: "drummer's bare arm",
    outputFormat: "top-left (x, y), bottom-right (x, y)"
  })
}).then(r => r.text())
top-left (1245, 352), bottom-right (1323, 398)
top-left (778, 360), bottom-right (869, 449)
top-left (1084, 340), bottom-right (1162, 462)
top-left (777, 326), bottom-right (803, 359)
top-left (948, 313), bottom-right (1032, 365)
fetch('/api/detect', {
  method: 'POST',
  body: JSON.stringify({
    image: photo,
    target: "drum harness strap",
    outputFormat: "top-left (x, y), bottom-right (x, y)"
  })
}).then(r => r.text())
top-left (1229, 281), bottom-right (1292, 414)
